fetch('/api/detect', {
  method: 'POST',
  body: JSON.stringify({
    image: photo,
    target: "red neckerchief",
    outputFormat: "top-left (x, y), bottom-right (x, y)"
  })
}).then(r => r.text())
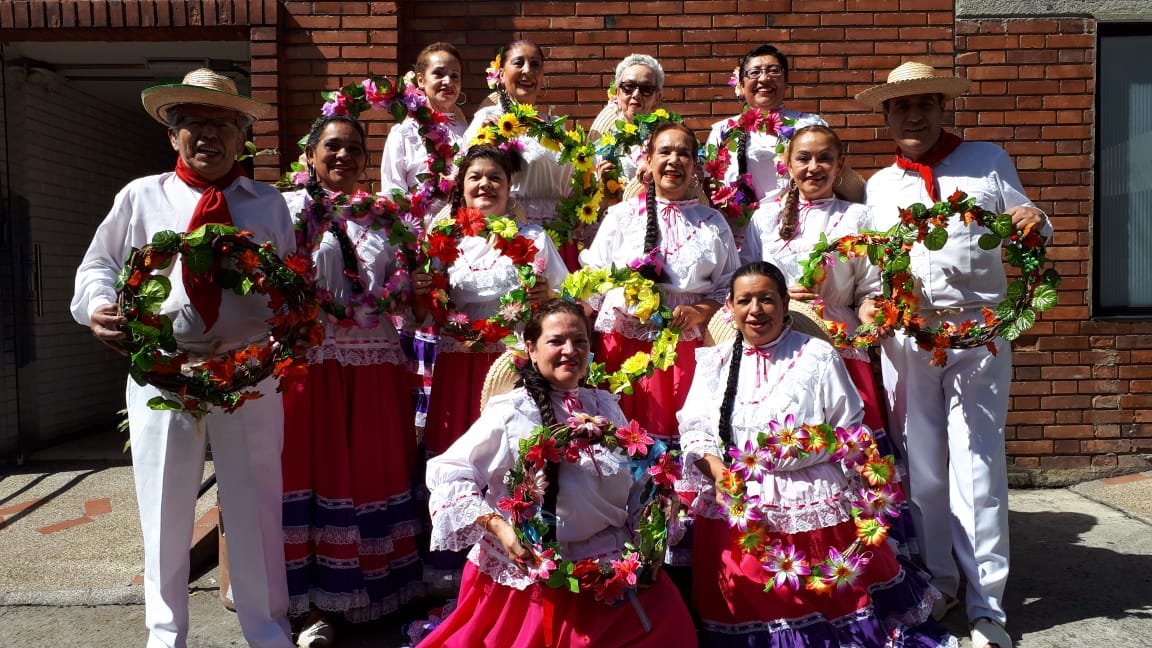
top-left (894, 131), bottom-right (963, 202)
top-left (174, 157), bottom-right (246, 332)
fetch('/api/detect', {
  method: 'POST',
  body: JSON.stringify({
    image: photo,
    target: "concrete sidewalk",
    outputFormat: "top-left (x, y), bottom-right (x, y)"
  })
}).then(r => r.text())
top-left (3, 430), bottom-right (1152, 647)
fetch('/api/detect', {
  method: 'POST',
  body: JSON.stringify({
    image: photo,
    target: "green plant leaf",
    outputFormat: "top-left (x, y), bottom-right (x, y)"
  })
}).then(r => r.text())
top-left (1006, 279), bottom-right (1027, 302)
top-left (924, 227), bottom-right (949, 251)
top-left (147, 396), bottom-right (187, 411)
top-left (990, 213), bottom-right (1014, 238)
top-left (978, 233), bottom-right (1002, 250)
top-left (137, 276), bottom-right (171, 313)
top-left (183, 245), bottom-right (214, 274)
top-left (1031, 284), bottom-right (1058, 311)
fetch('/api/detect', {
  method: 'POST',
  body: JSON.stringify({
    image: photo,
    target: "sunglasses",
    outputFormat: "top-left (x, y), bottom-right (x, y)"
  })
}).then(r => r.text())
top-left (617, 82), bottom-right (658, 97)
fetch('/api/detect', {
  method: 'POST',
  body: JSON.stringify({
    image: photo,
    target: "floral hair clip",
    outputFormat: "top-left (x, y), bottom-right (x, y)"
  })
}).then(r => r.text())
top-left (402, 69), bottom-right (417, 89)
top-left (606, 80), bottom-right (617, 100)
top-left (729, 67), bottom-right (741, 98)
top-left (486, 48), bottom-right (504, 91)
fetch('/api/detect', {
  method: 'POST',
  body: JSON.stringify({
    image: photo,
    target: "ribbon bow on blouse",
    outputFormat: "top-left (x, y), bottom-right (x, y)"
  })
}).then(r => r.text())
top-left (743, 344), bottom-right (773, 388)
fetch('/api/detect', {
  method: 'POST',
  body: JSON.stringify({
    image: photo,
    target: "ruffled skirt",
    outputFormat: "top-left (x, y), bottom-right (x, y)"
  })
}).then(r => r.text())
top-left (281, 359), bottom-right (424, 621)
top-left (418, 561), bottom-right (698, 647)
top-left (596, 331), bottom-right (701, 441)
top-left (693, 516), bottom-right (955, 648)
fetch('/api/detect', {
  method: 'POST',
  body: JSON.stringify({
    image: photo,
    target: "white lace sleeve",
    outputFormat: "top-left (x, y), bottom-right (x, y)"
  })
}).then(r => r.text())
top-left (425, 401), bottom-right (517, 552)
top-left (677, 343), bottom-right (731, 473)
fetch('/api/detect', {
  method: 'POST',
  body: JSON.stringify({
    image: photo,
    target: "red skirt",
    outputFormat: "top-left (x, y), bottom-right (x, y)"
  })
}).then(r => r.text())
top-left (422, 350), bottom-right (504, 457)
top-left (282, 359), bottom-right (423, 621)
top-left (595, 332), bottom-right (700, 441)
top-left (843, 356), bottom-right (888, 435)
top-left (419, 561), bottom-right (697, 648)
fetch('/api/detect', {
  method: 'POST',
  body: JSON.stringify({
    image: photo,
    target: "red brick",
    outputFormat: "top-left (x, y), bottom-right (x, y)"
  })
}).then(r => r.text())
top-left (0, 499), bottom-right (42, 515)
top-left (37, 517), bottom-right (94, 534)
top-left (84, 498), bottom-right (113, 517)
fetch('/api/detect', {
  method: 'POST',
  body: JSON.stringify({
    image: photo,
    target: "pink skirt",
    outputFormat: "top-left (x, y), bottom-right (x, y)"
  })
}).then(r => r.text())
top-left (595, 331), bottom-right (700, 441)
top-left (422, 350), bottom-right (504, 457)
top-left (419, 561), bottom-right (697, 648)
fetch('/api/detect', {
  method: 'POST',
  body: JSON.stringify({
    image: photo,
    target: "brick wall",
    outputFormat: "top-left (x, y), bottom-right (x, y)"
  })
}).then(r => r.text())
top-left (3, 67), bottom-right (173, 449)
top-left (1, 1), bottom-right (1148, 482)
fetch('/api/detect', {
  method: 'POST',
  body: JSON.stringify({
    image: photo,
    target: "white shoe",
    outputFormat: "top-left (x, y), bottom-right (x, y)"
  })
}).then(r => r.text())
top-left (971, 617), bottom-right (1012, 648)
top-left (296, 619), bottom-right (335, 648)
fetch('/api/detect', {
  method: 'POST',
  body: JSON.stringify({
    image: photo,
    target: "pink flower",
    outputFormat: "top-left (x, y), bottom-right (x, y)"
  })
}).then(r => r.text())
top-left (728, 439), bottom-right (771, 481)
top-left (525, 547), bottom-right (557, 581)
top-left (362, 79), bottom-right (389, 109)
top-left (725, 493), bottom-right (762, 532)
top-left (856, 483), bottom-right (903, 522)
top-left (321, 93), bottom-right (351, 117)
top-left (532, 256), bottom-right (547, 275)
top-left (291, 170), bottom-right (310, 186)
top-left (615, 420), bottom-right (653, 457)
top-left (761, 111), bottom-right (783, 135)
top-left (764, 542), bottom-right (810, 591)
top-left (820, 546), bottom-right (869, 590)
top-left (648, 452), bottom-right (681, 488)
top-left (567, 413), bottom-right (609, 438)
top-left (834, 425), bottom-right (874, 469)
top-left (738, 108), bottom-right (764, 132)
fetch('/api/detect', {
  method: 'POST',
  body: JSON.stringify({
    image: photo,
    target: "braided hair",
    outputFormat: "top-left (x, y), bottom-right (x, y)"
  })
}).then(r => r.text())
top-left (516, 299), bottom-right (590, 543)
top-left (778, 124), bottom-right (844, 241)
top-left (640, 121), bottom-right (699, 282)
top-left (717, 261), bottom-right (788, 447)
top-left (448, 145), bottom-right (524, 217)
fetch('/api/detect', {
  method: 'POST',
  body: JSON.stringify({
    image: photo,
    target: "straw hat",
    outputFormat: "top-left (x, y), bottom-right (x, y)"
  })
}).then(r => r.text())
top-left (479, 349), bottom-right (522, 411)
top-left (855, 61), bottom-right (971, 111)
top-left (141, 68), bottom-right (272, 125)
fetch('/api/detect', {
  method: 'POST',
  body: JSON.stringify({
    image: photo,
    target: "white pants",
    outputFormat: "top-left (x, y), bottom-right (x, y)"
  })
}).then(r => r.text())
top-left (127, 378), bottom-right (294, 648)
top-left (881, 326), bottom-right (1011, 624)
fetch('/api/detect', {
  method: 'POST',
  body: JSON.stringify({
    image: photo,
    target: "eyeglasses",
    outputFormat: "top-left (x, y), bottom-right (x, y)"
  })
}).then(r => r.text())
top-left (617, 82), bottom-right (658, 97)
top-left (743, 65), bottom-right (785, 80)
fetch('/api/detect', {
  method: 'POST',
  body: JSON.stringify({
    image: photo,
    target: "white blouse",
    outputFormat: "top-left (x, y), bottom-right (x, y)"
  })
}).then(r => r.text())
top-left (379, 115), bottom-right (468, 216)
top-left (439, 222), bottom-right (569, 353)
top-left (741, 197), bottom-right (879, 357)
top-left (579, 196), bottom-right (740, 342)
top-left (462, 105), bottom-right (575, 227)
top-left (283, 189), bottom-right (408, 366)
top-left (705, 107), bottom-right (826, 203)
top-left (678, 329), bottom-right (865, 533)
top-left (427, 386), bottom-right (648, 590)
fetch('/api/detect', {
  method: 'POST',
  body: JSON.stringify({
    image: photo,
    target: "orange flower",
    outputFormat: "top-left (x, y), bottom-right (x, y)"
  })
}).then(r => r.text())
top-left (283, 254), bottom-right (312, 276)
top-left (235, 250), bottom-right (262, 273)
top-left (203, 358), bottom-right (236, 386)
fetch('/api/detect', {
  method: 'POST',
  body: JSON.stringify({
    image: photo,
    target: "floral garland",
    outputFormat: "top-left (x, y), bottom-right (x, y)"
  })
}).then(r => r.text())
top-left (471, 101), bottom-right (603, 247)
top-left (700, 107), bottom-right (798, 229)
top-left (797, 190), bottom-right (1060, 366)
top-left (289, 73), bottom-right (458, 205)
top-left (717, 415), bottom-right (902, 594)
top-left (419, 207), bottom-right (543, 350)
top-left (498, 416), bottom-right (680, 603)
top-left (292, 185), bottom-right (423, 329)
top-left (560, 266), bottom-right (680, 394)
top-left (116, 224), bottom-right (322, 416)
top-left (594, 108), bottom-right (683, 204)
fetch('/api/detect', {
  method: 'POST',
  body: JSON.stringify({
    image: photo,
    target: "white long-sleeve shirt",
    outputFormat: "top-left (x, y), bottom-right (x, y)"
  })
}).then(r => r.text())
top-left (426, 386), bottom-right (647, 590)
top-left (579, 196), bottom-right (740, 342)
top-left (705, 108), bottom-right (826, 204)
top-left (71, 173), bottom-right (295, 354)
top-left (741, 197), bottom-right (879, 334)
top-left (462, 105), bottom-right (575, 227)
top-left (865, 140), bottom-right (1053, 310)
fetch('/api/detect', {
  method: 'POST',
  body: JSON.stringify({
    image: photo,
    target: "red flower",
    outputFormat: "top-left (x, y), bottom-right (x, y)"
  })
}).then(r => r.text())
top-left (454, 207), bottom-right (488, 237)
top-left (235, 250), bottom-right (262, 274)
top-left (426, 232), bottom-right (460, 265)
top-left (283, 254), bottom-right (312, 276)
top-left (493, 235), bottom-right (538, 267)
top-left (524, 435), bottom-right (562, 469)
top-left (572, 560), bottom-right (604, 590)
top-left (472, 318), bottom-right (511, 343)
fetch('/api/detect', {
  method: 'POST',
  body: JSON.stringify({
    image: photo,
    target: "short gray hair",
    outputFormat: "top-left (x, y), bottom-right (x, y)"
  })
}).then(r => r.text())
top-left (614, 54), bottom-right (664, 90)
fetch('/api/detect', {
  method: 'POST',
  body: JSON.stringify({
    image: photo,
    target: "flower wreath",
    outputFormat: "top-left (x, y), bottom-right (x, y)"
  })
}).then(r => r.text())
top-left (498, 416), bottom-right (680, 604)
top-left (797, 190), bottom-right (1060, 366)
top-left (115, 224), bottom-right (322, 416)
top-left (470, 101), bottom-right (604, 247)
top-left (560, 266), bottom-right (681, 394)
top-left (419, 207), bottom-right (543, 350)
top-left (291, 186), bottom-right (423, 329)
top-left (700, 107), bottom-right (798, 229)
top-left (594, 108), bottom-right (683, 204)
top-left (717, 415), bottom-right (902, 594)
top-left (289, 73), bottom-right (458, 205)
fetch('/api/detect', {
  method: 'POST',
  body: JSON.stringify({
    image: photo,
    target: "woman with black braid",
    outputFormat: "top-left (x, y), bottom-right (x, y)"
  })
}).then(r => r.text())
top-left (461, 39), bottom-right (578, 267)
top-left (678, 262), bottom-right (954, 647)
top-left (421, 300), bottom-right (696, 647)
top-left (580, 122), bottom-right (739, 444)
top-left (705, 44), bottom-right (827, 248)
top-left (281, 115), bottom-right (424, 646)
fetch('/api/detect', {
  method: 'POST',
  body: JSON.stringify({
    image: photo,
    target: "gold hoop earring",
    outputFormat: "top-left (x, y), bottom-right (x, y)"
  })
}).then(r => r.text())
top-left (835, 175), bottom-right (844, 187)
top-left (456, 91), bottom-right (469, 106)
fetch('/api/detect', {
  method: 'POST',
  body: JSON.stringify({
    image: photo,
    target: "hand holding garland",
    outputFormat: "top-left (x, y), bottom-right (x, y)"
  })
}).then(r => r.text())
top-left (797, 190), bottom-right (1059, 365)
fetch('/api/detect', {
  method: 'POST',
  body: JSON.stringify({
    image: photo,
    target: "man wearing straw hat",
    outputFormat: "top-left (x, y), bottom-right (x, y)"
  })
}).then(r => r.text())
top-left (856, 62), bottom-right (1052, 648)
top-left (71, 69), bottom-right (296, 648)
